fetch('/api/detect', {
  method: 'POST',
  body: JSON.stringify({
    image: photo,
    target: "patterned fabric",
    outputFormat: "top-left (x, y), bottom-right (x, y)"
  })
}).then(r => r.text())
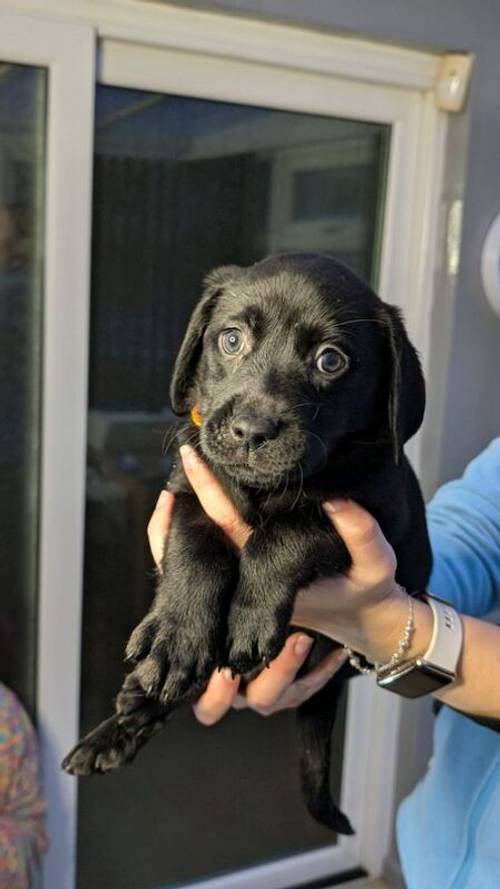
top-left (0, 683), bottom-right (48, 889)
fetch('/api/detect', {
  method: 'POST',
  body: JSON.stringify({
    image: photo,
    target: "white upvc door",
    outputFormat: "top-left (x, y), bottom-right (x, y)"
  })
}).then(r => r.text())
top-left (1, 4), bottom-right (449, 889)
top-left (96, 40), bottom-right (443, 889)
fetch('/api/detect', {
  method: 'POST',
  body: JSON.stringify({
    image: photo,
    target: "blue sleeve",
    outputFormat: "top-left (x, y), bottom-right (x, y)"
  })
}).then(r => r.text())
top-left (427, 438), bottom-right (500, 617)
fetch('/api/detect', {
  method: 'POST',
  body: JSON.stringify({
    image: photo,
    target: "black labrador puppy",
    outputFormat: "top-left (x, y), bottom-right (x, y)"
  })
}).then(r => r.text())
top-left (63, 253), bottom-right (432, 835)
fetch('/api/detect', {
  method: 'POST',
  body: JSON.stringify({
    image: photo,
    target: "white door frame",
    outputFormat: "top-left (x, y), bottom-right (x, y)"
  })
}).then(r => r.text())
top-left (97, 27), bottom-right (448, 886)
top-left (0, 9), bottom-right (95, 889)
top-left (2, 3), bottom-right (450, 888)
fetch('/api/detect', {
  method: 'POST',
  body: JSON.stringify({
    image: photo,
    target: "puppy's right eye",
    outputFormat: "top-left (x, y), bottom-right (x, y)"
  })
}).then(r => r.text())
top-left (219, 328), bottom-right (244, 356)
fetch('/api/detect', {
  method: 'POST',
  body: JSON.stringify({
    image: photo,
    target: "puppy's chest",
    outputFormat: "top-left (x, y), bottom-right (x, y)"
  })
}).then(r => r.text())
top-left (168, 445), bottom-right (406, 545)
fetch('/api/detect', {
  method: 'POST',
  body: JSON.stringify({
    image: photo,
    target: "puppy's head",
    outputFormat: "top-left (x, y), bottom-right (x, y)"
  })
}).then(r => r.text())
top-left (170, 253), bottom-right (424, 488)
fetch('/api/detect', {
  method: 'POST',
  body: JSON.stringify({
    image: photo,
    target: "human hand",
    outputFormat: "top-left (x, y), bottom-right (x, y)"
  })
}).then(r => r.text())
top-left (291, 498), bottom-right (401, 645)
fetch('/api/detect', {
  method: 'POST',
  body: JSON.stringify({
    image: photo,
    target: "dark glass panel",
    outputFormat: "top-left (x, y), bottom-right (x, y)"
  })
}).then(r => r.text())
top-left (78, 85), bottom-right (389, 888)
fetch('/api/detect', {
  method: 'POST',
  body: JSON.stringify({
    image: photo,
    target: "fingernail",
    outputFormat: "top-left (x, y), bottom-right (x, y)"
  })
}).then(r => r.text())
top-left (334, 648), bottom-right (349, 664)
top-left (156, 490), bottom-right (169, 507)
top-left (322, 649), bottom-right (349, 674)
top-left (180, 444), bottom-right (198, 470)
top-left (295, 635), bottom-right (313, 657)
top-left (323, 499), bottom-right (348, 515)
top-left (222, 667), bottom-right (235, 683)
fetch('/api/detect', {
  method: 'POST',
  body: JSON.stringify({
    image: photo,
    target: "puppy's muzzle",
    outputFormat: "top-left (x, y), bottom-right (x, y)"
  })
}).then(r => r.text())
top-left (230, 414), bottom-right (280, 450)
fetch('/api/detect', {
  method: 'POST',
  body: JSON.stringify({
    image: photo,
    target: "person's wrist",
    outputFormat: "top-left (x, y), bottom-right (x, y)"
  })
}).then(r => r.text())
top-left (323, 585), bottom-right (434, 666)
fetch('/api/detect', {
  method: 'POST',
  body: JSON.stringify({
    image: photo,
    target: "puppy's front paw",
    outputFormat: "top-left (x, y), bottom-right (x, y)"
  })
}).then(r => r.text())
top-left (226, 604), bottom-right (286, 674)
top-left (62, 716), bottom-right (139, 776)
top-left (128, 614), bottom-right (218, 704)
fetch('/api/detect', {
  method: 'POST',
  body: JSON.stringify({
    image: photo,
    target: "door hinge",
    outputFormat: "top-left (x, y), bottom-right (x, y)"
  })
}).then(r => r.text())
top-left (435, 54), bottom-right (474, 112)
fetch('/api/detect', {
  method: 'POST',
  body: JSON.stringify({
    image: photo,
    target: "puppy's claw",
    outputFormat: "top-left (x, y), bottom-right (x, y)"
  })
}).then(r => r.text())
top-left (227, 632), bottom-right (284, 676)
top-left (134, 658), bottom-right (164, 699)
top-left (125, 614), bottom-right (161, 664)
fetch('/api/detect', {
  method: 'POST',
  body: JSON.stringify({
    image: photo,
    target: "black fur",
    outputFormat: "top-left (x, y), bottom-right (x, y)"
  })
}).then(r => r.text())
top-left (63, 253), bottom-right (432, 835)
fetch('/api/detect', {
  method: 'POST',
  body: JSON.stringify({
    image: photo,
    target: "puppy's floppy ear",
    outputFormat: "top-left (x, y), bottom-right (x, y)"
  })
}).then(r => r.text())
top-left (170, 265), bottom-right (240, 414)
top-left (381, 303), bottom-right (425, 465)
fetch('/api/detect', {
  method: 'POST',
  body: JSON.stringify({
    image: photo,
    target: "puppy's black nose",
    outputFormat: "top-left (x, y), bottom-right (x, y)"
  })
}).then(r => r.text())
top-left (230, 414), bottom-right (280, 449)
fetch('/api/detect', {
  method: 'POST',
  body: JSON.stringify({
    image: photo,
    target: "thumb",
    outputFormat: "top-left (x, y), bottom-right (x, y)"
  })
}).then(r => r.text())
top-left (322, 499), bottom-right (396, 584)
top-left (147, 489), bottom-right (175, 568)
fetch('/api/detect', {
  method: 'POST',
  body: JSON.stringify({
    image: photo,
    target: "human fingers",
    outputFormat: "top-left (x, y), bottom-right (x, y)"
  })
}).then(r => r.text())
top-left (276, 647), bottom-right (349, 709)
top-left (147, 490), bottom-right (175, 568)
top-left (193, 668), bottom-right (241, 726)
top-left (243, 633), bottom-right (314, 712)
top-left (180, 444), bottom-right (252, 550)
top-left (240, 646), bottom-right (348, 715)
top-left (322, 499), bottom-right (396, 588)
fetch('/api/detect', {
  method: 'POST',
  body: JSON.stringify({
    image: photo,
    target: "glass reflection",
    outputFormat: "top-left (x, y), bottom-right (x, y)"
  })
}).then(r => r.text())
top-left (0, 63), bottom-right (46, 717)
top-left (78, 85), bottom-right (389, 889)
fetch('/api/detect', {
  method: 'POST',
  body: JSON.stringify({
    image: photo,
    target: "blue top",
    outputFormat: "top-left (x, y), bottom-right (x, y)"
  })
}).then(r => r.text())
top-left (397, 438), bottom-right (500, 889)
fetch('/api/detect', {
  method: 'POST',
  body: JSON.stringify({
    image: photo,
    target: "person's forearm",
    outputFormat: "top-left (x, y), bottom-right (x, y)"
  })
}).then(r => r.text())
top-left (319, 589), bottom-right (500, 720)
top-left (433, 615), bottom-right (500, 718)
top-left (312, 585), bottom-right (433, 669)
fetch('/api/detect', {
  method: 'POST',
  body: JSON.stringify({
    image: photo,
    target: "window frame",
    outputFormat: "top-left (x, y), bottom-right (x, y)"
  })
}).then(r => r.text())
top-left (2, 4), bottom-right (451, 887)
top-left (0, 10), bottom-right (95, 889)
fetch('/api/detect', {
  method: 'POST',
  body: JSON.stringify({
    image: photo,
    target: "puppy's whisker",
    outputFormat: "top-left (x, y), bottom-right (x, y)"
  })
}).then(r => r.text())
top-left (288, 401), bottom-right (320, 411)
top-left (305, 430), bottom-right (329, 467)
top-left (162, 423), bottom-right (190, 457)
top-left (264, 486), bottom-right (274, 511)
top-left (161, 426), bottom-right (178, 456)
top-left (164, 429), bottom-right (196, 455)
top-left (333, 318), bottom-right (386, 328)
top-left (287, 401), bottom-right (321, 422)
top-left (279, 470), bottom-right (290, 505)
top-left (289, 463), bottom-right (304, 512)
top-left (351, 437), bottom-right (391, 446)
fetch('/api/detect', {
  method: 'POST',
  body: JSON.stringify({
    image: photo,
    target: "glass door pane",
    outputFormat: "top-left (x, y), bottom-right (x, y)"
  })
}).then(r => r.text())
top-left (78, 85), bottom-right (389, 889)
top-left (0, 62), bottom-right (46, 718)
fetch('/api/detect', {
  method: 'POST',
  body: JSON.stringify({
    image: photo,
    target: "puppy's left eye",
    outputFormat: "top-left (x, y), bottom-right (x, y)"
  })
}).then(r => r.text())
top-left (219, 328), bottom-right (245, 356)
top-left (315, 346), bottom-right (348, 375)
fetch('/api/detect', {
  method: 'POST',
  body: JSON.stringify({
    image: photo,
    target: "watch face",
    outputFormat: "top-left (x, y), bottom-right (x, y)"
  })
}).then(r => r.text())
top-left (377, 660), bottom-right (454, 699)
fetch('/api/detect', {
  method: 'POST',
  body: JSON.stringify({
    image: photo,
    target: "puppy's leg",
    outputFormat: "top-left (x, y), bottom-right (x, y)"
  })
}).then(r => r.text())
top-left (127, 494), bottom-right (238, 703)
top-left (226, 515), bottom-right (349, 674)
top-left (63, 496), bottom-right (237, 776)
top-left (62, 673), bottom-right (170, 776)
top-left (297, 667), bottom-right (354, 835)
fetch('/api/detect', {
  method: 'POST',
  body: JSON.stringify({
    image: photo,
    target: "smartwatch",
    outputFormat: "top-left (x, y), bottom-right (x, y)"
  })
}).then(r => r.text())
top-left (376, 593), bottom-right (463, 698)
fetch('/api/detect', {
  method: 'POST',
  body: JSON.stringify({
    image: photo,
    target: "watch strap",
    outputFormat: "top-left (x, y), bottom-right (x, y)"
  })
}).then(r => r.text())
top-left (376, 593), bottom-right (463, 697)
top-left (419, 593), bottom-right (463, 674)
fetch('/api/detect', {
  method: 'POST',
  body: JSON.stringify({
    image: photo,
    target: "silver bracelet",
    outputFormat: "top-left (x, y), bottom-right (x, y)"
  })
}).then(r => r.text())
top-left (344, 588), bottom-right (415, 676)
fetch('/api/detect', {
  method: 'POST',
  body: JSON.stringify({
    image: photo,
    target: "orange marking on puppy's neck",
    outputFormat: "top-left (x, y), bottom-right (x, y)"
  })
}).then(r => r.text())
top-left (190, 405), bottom-right (202, 427)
